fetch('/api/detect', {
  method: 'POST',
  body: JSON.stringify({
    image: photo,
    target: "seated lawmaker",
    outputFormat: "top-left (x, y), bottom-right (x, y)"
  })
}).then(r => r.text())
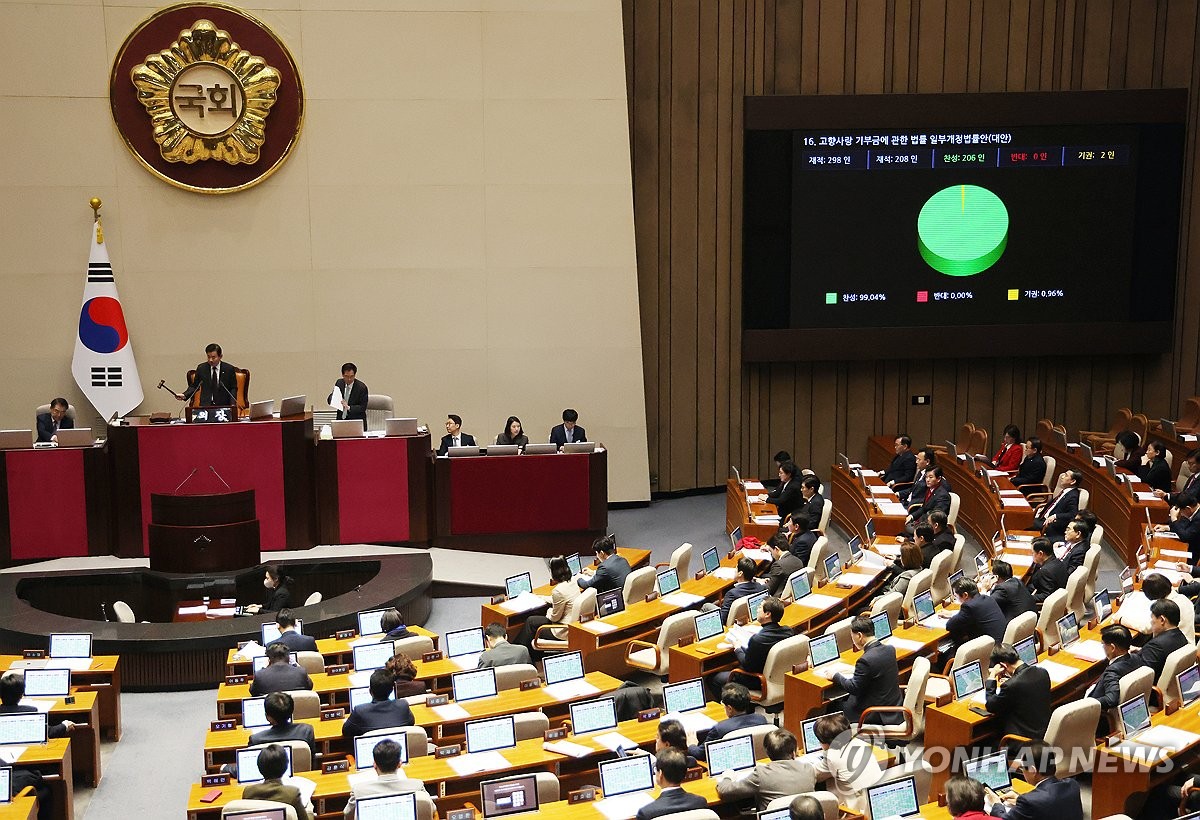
top-left (1086, 625), bottom-right (1141, 734)
top-left (925, 510), bottom-right (956, 567)
top-left (899, 448), bottom-right (936, 506)
top-left (636, 748), bottom-right (706, 820)
top-left (715, 728), bottom-right (817, 810)
top-left (577, 534), bottom-right (630, 593)
top-left (763, 533), bottom-right (804, 597)
top-left (689, 682), bottom-right (768, 760)
top-left (248, 691), bottom-right (316, 757)
top-left (989, 425), bottom-right (1023, 473)
top-left (341, 668), bottom-right (414, 738)
top-left (495, 415), bottom-right (528, 447)
top-left (883, 435), bottom-right (917, 487)
top-left (1136, 440), bottom-right (1173, 493)
top-left (249, 642), bottom-right (313, 696)
top-left (549, 408), bottom-right (586, 446)
top-left (0, 672), bottom-right (73, 738)
top-left (272, 609), bottom-right (318, 652)
top-left (983, 560), bottom-right (1037, 620)
top-left (945, 578), bottom-right (1007, 656)
top-left (1156, 447), bottom-right (1200, 504)
top-left (173, 343), bottom-right (239, 406)
top-left (344, 738), bottom-right (428, 820)
top-left (1056, 521), bottom-right (1091, 574)
top-left (514, 556), bottom-right (581, 658)
top-left (241, 745), bottom-right (309, 820)
top-left (881, 541), bottom-right (923, 598)
top-left (437, 414), bottom-right (476, 455)
top-left (1031, 470), bottom-right (1081, 539)
top-left (477, 622), bottom-right (532, 668)
top-left (763, 461), bottom-right (803, 521)
top-left (709, 597), bottom-right (791, 698)
top-left (1113, 431), bottom-right (1145, 472)
top-left (1025, 539), bottom-right (1068, 605)
top-left (327, 362), bottom-right (368, 424)
top-left (809, 713), bottom-right (883, 813)
top-left (719, 557), bottom-right (766, 623)
top-left (1155, 493), bottom-right (1200, 556)
top-left (984, 644), bottom-right (1051, 755)
top-left (799, 476), bottom-right (825, 525)
top-left (905, 468), bottom-right (950, 529)
top-left (35, 397), bottom-right (73, 443)
top-left (990, 741), bottom-right (1083, 820)
top-left (785, 511), bottom-right (818, 564)
top-left (832, 616), bottom-right (903, 726)
top-left (1010, 437), bottom-right (1047, 488)
top-left (1138, 599), bottom-right (1188, 681)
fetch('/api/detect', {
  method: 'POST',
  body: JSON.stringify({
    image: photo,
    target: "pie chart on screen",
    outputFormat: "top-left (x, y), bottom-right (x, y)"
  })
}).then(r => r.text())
top-left (918, 184), bottom-right (1009, 276)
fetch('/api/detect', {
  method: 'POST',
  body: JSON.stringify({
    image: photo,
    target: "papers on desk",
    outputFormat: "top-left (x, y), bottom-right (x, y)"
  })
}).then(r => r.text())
top-left (349, 635), bottom-right (384, 647)
top-left (1149, 568), bottom-right (1188, 585)
top-left (814, 662), bottom-right (854, 679)
top-left (232, 641), bottom-right (266, 661)
top-left (1136, 492), bottom-right (1160, 502)
top-left (1093, 457), bottom-right (1108, 467)
top-left (1155, 560), bottom-right (1185, 571)
top-left (1067, 640), bottom-right (1108, 663)
top-left (859, 469), bottom-right (878, 477)
top-left (1159, 548), bottom-right (1191, 560)
top-left (348, 671), bottom-right (372, 688)
top-left (753, 515), bottom-right (781, 525)
top-left (986, 470), bottom-right (1008, 478)
top-left (452, 653), bottom-right (482, 669)
top-left (664, 710), bottom-right (717, 735)
top-left (1008, 534), bottom-right (1034, 542)
top-left (1184, 434), bottom-right (1198, 443)
top-left (868, 486), bottom-right (894, 496)
top-left (544, 739), bottom-right (593, 758)
top-left (447, 750), bottom-right (509, 776)
top-left (856, 551), bottom-right (892, 570)
top-left (177, 605), bottom-right (207, 615)
top-left (874, 543), bottom-right (901, 558)
top-left (918, 613), bottom-right (951, 628)
top-left (1037, 660), bottom-right (1078, 684)
top-left (1157, 531), bottom-right (1181, 539)
top-left (999, 490), bottom-right (1025, 497)
top-left (1110, 740), bottom-right (1170, 763)
top-left (56, 658), bottom-right (94, 671)
top-left (580, 620), bottom-right (618, 635)
top-left (541, 679), bottom-right (600, 701)
top-left (744, 481), bottom-right (765, 491)
top-left (885, 637), bottom-right (926, 653)
top-left (1001, 497), bottom-right (1030, 508)
top-left (1137, 726), bottom-right (1200, 752)
top-left (0, 747), bottom-right (27, 765)
top-left (837, 573), bottom-right (876, 588)
top-left (717, 767), bottom-right (754, 782)
top-left (207, 607), bottom-right (237, 617)
top-left (876, 502), bottom-right (909, 516)
top-left (432, 703), bottom-right (471, 720)
top-left (726, 624), bottom-right (762, 647)
top-left (282, 774), bottom-right (317, 807)
top-left (797, 593), bottom-right (843, 611)
top-left (595, 792), bottom-right (655, 820)
top-left (496, 593), bottom-right (549, 614)
top-left (592, 731), bottom-right (638, 752)
top-left (739, 548), bottom-right (773, 563)
top-left (16, 699), bottom-right (54, 713)
top-left (711, 567), bottom-right (738, 580)
top-left (662, 592), bottom-right (705, 608)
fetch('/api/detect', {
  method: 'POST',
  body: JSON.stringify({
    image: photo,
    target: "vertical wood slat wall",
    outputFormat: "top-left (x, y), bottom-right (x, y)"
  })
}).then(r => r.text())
top-left (624, 0), bottom-right (1200, 493)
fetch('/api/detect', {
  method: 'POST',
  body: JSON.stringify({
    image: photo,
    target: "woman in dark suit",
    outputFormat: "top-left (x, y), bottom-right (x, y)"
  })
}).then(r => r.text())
top-left (1137, 440), bottom-right (1173, 493)
top-left (387, 654), bottom-right (426, 698)
top-left (262, 564), bottom-right (293, 611)
top-left (496, 416), bottom-right (529, 447)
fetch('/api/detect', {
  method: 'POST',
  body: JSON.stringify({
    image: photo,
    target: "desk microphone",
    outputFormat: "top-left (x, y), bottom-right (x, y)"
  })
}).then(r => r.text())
top-left (215, 371), bottom-right (238, 407)
top-left (100, 602), bottom-right (108, 622)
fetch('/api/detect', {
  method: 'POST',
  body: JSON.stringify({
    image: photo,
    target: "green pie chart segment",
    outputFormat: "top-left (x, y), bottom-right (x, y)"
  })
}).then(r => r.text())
top-left (917, 184), bottom-right (1009, 277)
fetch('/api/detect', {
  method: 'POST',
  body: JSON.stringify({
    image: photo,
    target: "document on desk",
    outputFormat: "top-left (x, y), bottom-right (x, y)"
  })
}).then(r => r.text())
top-left (1184, 434), bottom-right (1198, 443)
top-left (836, 572), bottom-right (876, 588)
top-left (232, 641), bottom-right (266, 661)
top-left (743, 481), bottom-right (765, 491)
top-left (1036, 660), bottom-right (1077, 684)
top-left (592, 731), bottom-right (638, 752)
top-left (856, 551), bottom-right (892, 571)
top-left (885, 638), bottom-right (926, 653)
top-left (666, 710), bottom-right (717, 735)
top-left (580, 620), bottom-right (618, 635)
top-left (1136, 492), bottom-right (1160, 501)
top-left (497, 593), bottom-right (549, 614)
top-left (712, 567), bottom-right (738, 580)
top-left (0, 747), bottom-right (27, 765)
top-left (868, 486), bottom-right (894, 496)
top-left (986, 470), bottom-right (1008, 478)
top-left (177, 605), bottom-right (207, 615)
top-left (877, 502), bottom-right (909, 516)
top-left (1136, 726), bottom-right (1200, 752)
top-left (543, 739), bottom-right (593, 758)
top-left (595, 792), bottom-right (655, 820)
top-left (1109, 740), bottom-right (1169, 764)
top-left (282, 775), bottom-right (316, 807)
top-left (874, 543), bottom-right (901, 558)
top-left (999, 490), bottom-right (1025, 497)
top-left (16, 699), bottom-right (54, 713)
top-left (1067, 640), bottom-right (1108, 662)
top-left (739, 548), bottom-right (773, 563)
top-left (542, 679), bottom-right (600, 701)
top-left (1001, 498), bottom-right (1030, 508)
top-left (662, 592), bottom-right (705, 608)
top-left (207, 607), bottom-right (237, 617)
top-left (797, 593), bottom-right (844, 611)
top-left (432, 703), bottom-right (471, 720)
top-left (447, 750), bottom-right (509, 776)
top-left (753, 515), bottom-right (781, 525)
top-left (348, 671), bottom-right (372, 688)
top-left (859, 469), bottom-right (877, 477)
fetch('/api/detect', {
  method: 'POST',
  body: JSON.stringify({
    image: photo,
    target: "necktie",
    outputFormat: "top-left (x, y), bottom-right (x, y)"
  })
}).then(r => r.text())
top-left (454, 436), bottom-right (459, 448)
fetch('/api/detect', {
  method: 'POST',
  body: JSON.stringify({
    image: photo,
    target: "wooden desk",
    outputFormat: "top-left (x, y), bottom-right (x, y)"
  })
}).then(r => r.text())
top-left (224, 626), bottom-right (440, 676)
top-left (725, 479), bottom-right (780, 543)
top-left (830, 465), bottom-right (907, 541)
top-left (316, 433), bottom-right (433, 546)
top-left (915, 780), bottom-right (1033, 819)
top-left (2, 655), bottom-right (122, 743)
top-left (11, 739), bottom-right (71, 820)
top-left (36, 691), bottom-right (101, 787)
top-left (0, 444), bottom-right (111, 563)
top-left (0, 794), bottom-right (37, 820)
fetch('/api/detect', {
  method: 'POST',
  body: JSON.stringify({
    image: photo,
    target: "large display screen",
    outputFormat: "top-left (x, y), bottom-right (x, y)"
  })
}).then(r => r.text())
top-left (742, 90), bottom-right (1185, 360)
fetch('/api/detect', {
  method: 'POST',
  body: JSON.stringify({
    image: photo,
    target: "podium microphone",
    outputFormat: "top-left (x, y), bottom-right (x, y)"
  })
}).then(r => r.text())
top-left (209, 466), bottom-right (232, 492)
top-left (216, 371), bottom-right (238, 407)
top-left (174, 468), bottom-right (198, 495)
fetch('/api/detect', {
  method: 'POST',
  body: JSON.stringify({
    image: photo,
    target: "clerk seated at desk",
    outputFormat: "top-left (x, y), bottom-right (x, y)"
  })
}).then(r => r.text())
top-left (785, 511), bottom-right (818, 564)
top-left (548, 408), bottom-right (586, 447)
top-left (437, 414), bottom-right (477, 456)
top-left (250, 642), bottom-right (313, 696)
top-left (243, 564), bottom-right (294, 616)
top-left (762, 461), bottom-right (804, 522)
top-left (717, 557), bottom-right (766, 624)
top-left (1136, 440), bottom-right (1173, 494)
top-left (273, 609), bottom-right (318, 653)
top-left (241, 744), bottom-right (310, 820)
top-left (577, 534), bottom-right (630, 593)
top-left (35, 397), bottom-right (73, 443)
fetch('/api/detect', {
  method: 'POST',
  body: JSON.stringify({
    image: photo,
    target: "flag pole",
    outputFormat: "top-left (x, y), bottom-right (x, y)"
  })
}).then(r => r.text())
top-left (89, 197), bottom-right (102, 243)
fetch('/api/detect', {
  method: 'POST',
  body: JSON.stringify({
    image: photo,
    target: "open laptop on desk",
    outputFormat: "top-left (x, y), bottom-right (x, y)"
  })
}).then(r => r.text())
top-left (356, 608), bottom-right (387, 638)
top-left (1114, 694), bottom-right (1200, 756)
top-left (261, 619), bottom-right (303, 646)
top-left (703, 545), bottom-right (736, 579)
top-left (595, 588), bottom-right (625, 619)
top-left (54, 428), bottom-right (94, 447)
top-left (464, 715), bottom-right (516, 758)
top-left (963, 749), bottom-right (1011, 793)
top-left (810, 632), bottom-right (853, 680)
top-left (952, 660), bottom-right (987, 705)
top-left (0, 431), bottom-right (32, 451)
top-left (657, 567), bottom-right (704, 607)
top-left (0, 768), bottom-right (10, 805)
top-left (662, 677), bottom-right (716, 734)
top-left (445, 627), bottom-right (485, 669)
top-left (481, 773), bottom-right (540, 819)
top-left (349, 685), bottom-right (395, 711)
top-left (542, 650), bottom-right (598, 700)
top-left (357, 792), bottom-right (418, 820)
top-left (236, 744), bottom-right (293, 784)
top-left (447, 445), bottom-right (482, 457)
top-left (353, 732), bottom-right (408, 770)
top-left (278, 395), bottom-right (305, 416)
top-left (597, 754), bottom-right (656, 818)
top-left (241, 696), bottom-right (269, 729)
top-left (1057, 612), bottom-right (1106, 660)
top-left (0, 713), bottom-right (47, 752)
top-left (21, 668), bottom-right (70, 698)
top-left (1180, 665), bottom-right (1200, 706)
top-left (569, 696), bottom-right (618, 736)
top-left (331, 419), bottom-right (364, 439)
top-left (912, 590), bottom-right (944, 628)
top-left (249, 399), bottom-right (274, 420)
top-left (452, 668), bottom-right (498, 703)
top-left (865, 774), bottom-right (921, 820)
top-left (384, 417), bottom-right (419, 436)
top-left (693, 609), bottom-right (725, 646)
top-left (1011, 635), bottom-right (1074, 684)
top-left (798, 716), bottom-right (825, 765)
top-left (706, 734), bottom-right (756, 780)
top-left (224, 808), bottom-right (287, 820)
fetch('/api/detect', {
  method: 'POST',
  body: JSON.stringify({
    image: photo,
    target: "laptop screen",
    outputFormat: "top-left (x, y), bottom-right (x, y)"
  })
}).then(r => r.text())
top-left (569, 697), bottom-right (618, 735)
top-left (253, 653), bottom-right (298, 675)
top-left (352, 643), bottom-right (393, 672)
top-left (1180, 665), bottom-right (1200, 705)
top-left (357, 793), bottom-right (418, 820)
top-left (481, 773), bottom-right (540, 819)
top-left (566, 554), bottom-right (582, 576)
top-left (789, 571), bottom-right (812, 601)
top-left (349, 685), bottom-right (395, 711)
top-left (597, 589), bottom-right (625, 617)
top-left (799, 717), bottom-right (822, 754)
top-left (452, 668), bottom-right (498, 703)
top-left (695, 610), bottom-right (724, 642)
top-left (952, 661), bottom-right (985, 700)
top-left (866, 519), bottom-right (876, 542)
top-left (703, 547), bottom-right (721, 574)
top-left (505, 573), bottom-right (533, 599)
top-left (913, 591), bottom-right (935, 621)
top-left (241, 697), bottom-right (270, 729)
top-left (0, 713), bottom-right (45, 746)
top-left (354, 732), bottom-right (409, 769)
top-left (747, 591), bottom-right (769, 621)
top-left (974, 550), bottom-right (990, 573)
top-left (1013, 636), bottom-right (1038, 668)
top-left (964, 750), bottom-right (1011, 791)
top-left (948, 569), bottom-right (965, 587)
top-left (357, 609), bottom-right (388, 637)
top-left (706, 735), bottom-right (756, 774)
top-left (599, 755), bottom-right (654, 798)
top-left (261, 620), bottom-right (303, 647)
top-left (758, 810), bottom-right (789, 820)
top-left (224, 809), bottom-right (287, 820)
top-left (656, 568), bottom-right (681, 596)
top-left (824, 552), bottom-right (842, 581)
top-left (0, 767), bottom-right (9, 804)
top-left (543, 651), bottom-right (585, 685)
top-left (22, 669), bottom-right (70, 698)
top-left (1120, 695), bottom-right (1152, 736)
top-left (810, 633), bottom-right (841, 667)
top-left (866, 775), bottom-right (920, 820)
top-left (731, 527), bottom-right (743, 548)
top-left (236, 745), bottom-right (293, 784)
top-left (465, 716), bottom-right (516, 754)
top-left (663, 678), bottom-right (706, 714)
top-left (48, 633), bottom-right (91, 659)
top-left (445, 628), bottom-right (485, 659)
top-left (870, 611), bottom-right (893, 642)
top-left (1094, 589), bottom-right (1112, 621)
top-left (848, 535), bottom-right (863, 560)
top-left (1056, 612), bottom-right (1080, 647)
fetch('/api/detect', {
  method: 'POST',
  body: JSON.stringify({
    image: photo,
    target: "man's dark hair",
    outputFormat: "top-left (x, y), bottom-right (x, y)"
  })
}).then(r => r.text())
top-left (1116, 431), bottom-right (1141, 451)
top-left (1065, 469), bottom-right (1083, 485)
top-left (789, 511), bottom-right (813, 531)
top-left (720, 683), bottom-right (752, 714)
top-left (369, 668), bottom-right (395, 701)
top-left (484, 622), bottom-right (507, 640)
top-left (447, 414), bottom-right (462, 426)
top-left (779, 461), bottom-right (799, 480)
top-left (768, 533), bottom-right (790, 553)
top-left (593, 534), bottom-right (616, 555)
top-left (341, 363), bottom-right (357, 374)
top-left (1066, 521), bottom-right (1089, 540)
top-left (789, 795), bottom-right (824, 820)
top-left (372, 738), bottom-right (403, 772)
top-left (379, 609), bottom-right (403, 634)
top-left (275, 609), bottom-right (296, 628)
top-left (657, 718), bottom-right (687, 752)
top-left (813, 713), bottom-right (849, 744)
top-left (205, 343), bottom-right (222, 356)
top-left (736, 557), bottom-right (757, 580)
top-left (992, 559), bottom-right (1013, 580)
top-left (656, 747), bottom-right (688, 785)
top-left (929, 466), bottom-right (943, 479)
top-left (952, 577), bottom-right (978, 598)
top-left (0, 672), bottom-right (24, 705)
top-left (1014, 740), bottom-right (1056, 775)
top-left (918, 447), bottom-right (937, 464)
top-left (761, 597), bottom-right (785, 622)
top-left (1152, 598), bottom-right (1181, 627)
top-left (265, 642), bottom-right (291, 663)
top-left (774, 451), bottom-right (792, 464)
top-left (898, 435), bottom-right (912, 448)
top-left (801, 476), bottom-right (821, 491)
top-left (1188, 447), bottom-right (1200, 462)
top-left (1141, 573), bottom-right (1171, 601)
top-left (945, 775), bottom-right (985, 815)
top-left (914, 525), bottom-right (934, 543)
top-left (1031, 538), bottom-right (1055, 556)
top-left (562, 409), bottom-right (579, 423)
top-left (849, 616), bottom-right (875, 637)
top-left (928, 510), bottom-right (948, 530)
top-left (1026, 436), bottom-right (1043, 452)
top-left (764, 728), bottom-right (797, 760)
top-left (256, 744), bottom-right (288, 779)
top-left (1100, 623), bottom-right (1133, 651)
top-left (990, 643), bottom-right (1019, 666)
top-left (263, 692), bottom-right (295, 724)
top-left (1073, 509), bottom-right (1098, 529)
top-left (50, 398), bottom-right (68, 411)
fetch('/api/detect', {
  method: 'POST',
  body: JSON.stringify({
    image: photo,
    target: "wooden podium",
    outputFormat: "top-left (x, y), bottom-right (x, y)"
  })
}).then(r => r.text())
top-left (147, 490), bottom-right (260, 573)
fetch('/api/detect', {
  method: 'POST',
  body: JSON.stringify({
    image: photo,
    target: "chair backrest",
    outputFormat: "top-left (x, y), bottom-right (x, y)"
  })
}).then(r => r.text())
top-left (296, 651), bottom-right (324, 675)
top-left (953, 636), bottom-right (995, 673)
top-left (1180, 397), bottom-right (1200, 428)
top-left (112, 600), bottom-right (135, 623)
top-left (534, 771), bottom-right (561, 804)
top-left (1078, 488), bottom-right (1090, 511)
top-left (284, 689), bottom-right (321, 720)
top-left (1045, 697), bottom-right (1102, 777)
top-left (1041, 455), bottom-right (1057, 487)
top-left (1037, 589), bottom-right (1069, 648)
top-left (929, 549), bottom-right (955, 602)
top-left (1131, 413), bottom-right (1150, 441)
top-left (365, 394), bottom-right (394, 432)
top-left (969, 427), bottom-right (988, 458)
top-left (577, 587), bottom-right (598, 619)
top-left (901, 569), bottom-right (933, 618)
top-left (1108, 666), bottom-right (1155, 731)
top-left (780, 568), bottom-right (815, 603)
top-left (1090, 525), bottom-right (1105, 547)
top-left (957, 422), bottom-right (975, 452)
top-left (726, 723), bottom-right (775, 760)
top-left (1002, 611), bottom-right (1037, 647)
top-left (818, 498), bottom-right (833, 533)
top-left (221, 800), bottom-right (298, 820)
top-left (1108, 407), bottom-right (1134, 437)
top-left (875, 756), bottom-right (934, 805)
top-left (758, 634), bottom-right (809, 706)
top-left (392, 634), bottom-right (436, 661)
top-left (824, 617), bottom-right (854, 653)
top-left (186, 368), bottom-right (250, 414)
top-left (668, 543), bottom-right (693, 577)
top-left (623, 566), bottom-right (657, 605)
top-left (949, 533), bottom-right (965, 575)
top-left (303, 591), bottom-right (322, 606)
top-left (765, 793), bottom-right (840, 820)
top-left (494, 664), bottom-right (539, 691)
top-left (513, 711), bottom-right (550, 741)
top-left (1065, 566), bottom-right (1089, 623)
top-left (946, 493), bottom-right (961, 528)
top-left (870, 592), bottom-right (903, 629)
top-left (244, 739), bottom-right (312, 773)
top-left (658, 611), bottom-right (698, 651)
top-left (34, 403), bottom-right (77, 421)
top-left (807, 536), bottom-right (834, 578)
top-left (364, 724), bottom-right (433, 756)
top-left (905, 655), bottom-right (931, 738)
top-left (1157, 644), bottom-right (1198, 703)
top-left (726, 593), bottom-right (752, 628)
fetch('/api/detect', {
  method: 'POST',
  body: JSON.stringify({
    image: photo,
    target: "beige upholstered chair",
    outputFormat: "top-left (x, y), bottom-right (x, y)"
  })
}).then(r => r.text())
top-left (365, 394), bottom-right (394, 432)
top-left (1082, 544), bottom-right (1103, 602)
top-left (533, 588), bottom-right (595, 654)
top-left (729, 634), bottom-right (809, 709)
top-left (946, 493), bottom-right (962, 529)
top-left (1002, 611), bottom-right (1037, 647)
top-left (869, 593), bottom-right (903, 630)
top-left (112, 601), bottom-right (135, 623)
top-left (652, 811), bottom-right (719, 820)
top-left (929, 550), bottom-right (955, 603)
top-left (392, 634), bottom-right (436, 660)
top-left (818, 499), bottom-right (833, 533)
top-left (243, 739), bottom-right (312, 773)
top-left (1037, 589), bottom-right (1069, 650)
top-left (1154, 644), bottom-right (1199, 710)
top-left (927, 636), bottom-right (995, 700)
top-left (222, 800), bottom-right (298, 820)
top-left (900, 569), bottom-right (933, 619)
top-left (949, 533), bottom-right (966, 575)
top-left (283, 690), bottom-right (321, 720)
top-left (362, 725), bottom-right (433, 757)
top-left (626, 611), bottom-right (696, 676)
top-left (823, 616), bottom-right (855, 653)
top-left (622, 567), bottom-right (657, 606)
top-left (1065, 566), bottom-right (1089, 624)
top-left (1107, 666), bottom-right (1154, 733)
top-left (858, 654), bottom-right (931, 744)
top-left (533, 772), bottom-right (561, 804)
top-left (655, 542), bottom-right (694, 578)
top-left (873, 757), bottom-right (934, 804)
top-left (726, 723), bottom-right (775, 760)
top-left (513, 712), bottom-right (550, 741)
top-left (807, 537), bottom-right (835, 579)
top-left (295, 651), bottom-right (324, 675)
top-left (303, 591), bottom-right (322, 606)
top-left (780, 568), bottom-right (815, 603)
top-left (1002, 698), bottom-right (1102, 778)
top-left (494, 664), bottom-right (539, 691)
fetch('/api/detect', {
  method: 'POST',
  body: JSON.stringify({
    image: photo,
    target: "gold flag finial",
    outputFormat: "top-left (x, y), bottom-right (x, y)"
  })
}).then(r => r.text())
top-left (90, 197), bottom-right (103, 244)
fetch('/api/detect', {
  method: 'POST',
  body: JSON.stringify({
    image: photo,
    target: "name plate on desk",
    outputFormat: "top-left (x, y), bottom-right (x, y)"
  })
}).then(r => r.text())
top-left (225, 674), bottom-right (248, 686)
top-left (644, 591), bottom-right (659, 603)
top-left (22, 650), bottom-right (44, 659)
top-left (682, 767), bottom-right (704, 782)
top-left (423, 651), bottom-right (444, 663)
top-left (569, 788), bottom-right (597, 804)
top-left (210, 720), bottom-right (236, 732)
top-left (694, 569), bottom-right (706, 580)
top-left (201, 773), bottom-right (230, 788)
top-left (490, 593), bottom-right (507, 605)
top-left (519, 679), bottom-right (541, 692)
top-left (676, 635), bottom-right (694, 648)
top-left (334, 629), bottom-right (355, 641)
top-left (321, 708), bottom-right (346, 721)
top-left (325, 664), bottom-right (349, 676)
top-left (579, 613), bottom-right (594, 624)
top-left (426, 694), bottom-right (449, 707)
top-left (637, 707), bottom-right (662, 722)
top-left (322, 759), bottom-right (350, 774)
top-left (791, 662), bottom-right (810, 675)
top-left (435, 744), bottom-right (461, 758)
top-left (448, 810), bottom-right (476, 820)
top-left (545, 727), bottom-right (568, 741)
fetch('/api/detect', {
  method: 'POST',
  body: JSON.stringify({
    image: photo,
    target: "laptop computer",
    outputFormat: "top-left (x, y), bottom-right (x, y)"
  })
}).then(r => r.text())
top-left (662, 677), bottom-right (717, 733)
top-left (730, 526), bottom-right (744, 551)
top-left (1162, 418), bottom-right (1179, 438)
top-left (54, 428), bottom-right (93, 447)
top-left (569, 696), bottom-right (618, 735)
top-left (481, 773), bottom-right (540, 819)
top-left (278, 395), bottom-right (306, 416)
top-left (0, 767), bottom-right (9, 805)
top-left (789, 571), bottom-right (813, 602)
top-left (1094, 589), bottom-right (1112, 621)
top-left (249, 400), bottom-right (274, 420)
top-left (912, 590), bottom-right (939, 625)
top-left (847, 535), bottom-right (864, 564)
top-left (732, 465), bottom-right (743, 486)
top-left (331, 419), bottom-right (364, 438)
top-left (657, 567), bottom-right (682, 596)
top-left (447, 445), bottom-right (482, 457)
top-left (252, 652), bottom-right (298, 674)
top-left (352, 642), bottom-right (394, 673)
top-left (22, 668), bottom-right (70, 698)
top-left (487, 445), bottom-right (520, 456)
top-left (596, 588), bottom-right (625, 618)
top-left (1180, 665), bottom-right (1200, 706)
top-left (974, 549), bottom-right (990, 576)
top-left (799, 716), bottom-right (823, 756)
top-left (357, 609), bottom-right (388, 637)
top-left (349, 685), bottom-right (395, 711)
top-left (261, 620), bottom-right (303, 646)
top-left (523, 443), bottom-right (558, 455)
top-left (505, 573), bottom-right (534, 599)
top-left (870, 611), bottom-right (893, 643)
top-left (746, 590), bottom-right (769, 621)
top-left (353, 732), bottom-right (409, 770)
top-left (235, 744), bottom-right (293, 783)
top-left (562, 442), bottom-right (595, 454)
top-left (963, 750), bottom-right (1011, 792)
top-left (947, 569), bottom-right (965, 588)
top-left (48, 633), bottom-right (91, 659)
top-left (465, 715), bottom-right (516, 754)
top-left (224, 808), bottom-right (288, 820)
top-left (445, 627), bottom-right (486, 668)
top-left (1055, 612), bottom-right (1081, 649)
top-left (241, 696), bottom-right (269, 729)
top-left (0, 713), bottom-right (47, 746)
top-left (809, 632), bottom-right (853, 679)
top-left (952, 660), bottom-right (986, 703)
top-left (865, 774), bottom-right (921, 820)
top-left (1113, 694), bottom-right (1200, 757)
top-left (452, 668), bottom-right (498, 703)
top-left (865, 519), bottom-right (876, 543)
top-left (357, 792), bottom-right (418, 820)
top-left (823, 552), bottom-right (842, 581)
top-left (1013, 635), bottom-right (1039, 668)
top-left (597, 755), bottom-right (655, 815)
top-left (565, 553), bottom-right (582, 577)
top-left (0, 431), bottom-right (32, 450)
top-left (384, 418), bottom-right (419, 436)
top-left (706, 734), bottom-right (756, 778)
top-left (694, 609), bottom-right (725, 642)
top-left (702, 547), bottom-right (722, 575)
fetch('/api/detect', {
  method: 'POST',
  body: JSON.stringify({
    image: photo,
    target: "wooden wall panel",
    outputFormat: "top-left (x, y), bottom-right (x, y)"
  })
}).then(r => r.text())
top-left (623, 0), bottom-right (1200, 491)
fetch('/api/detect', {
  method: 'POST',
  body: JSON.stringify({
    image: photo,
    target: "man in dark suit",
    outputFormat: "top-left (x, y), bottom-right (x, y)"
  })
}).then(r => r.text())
top-left (718, 557), bottom-right (766, 624)
top-left (241, 744), bottom-right (309, 820)
top-left (990, 741), bottom-right (1083, 820)
top-left (248, 691), bottom-right (317, 756)
top-left (763, 534), bottom-right (804, 597)
top-left (1087, 625), bottom-right (1142, 734)
top-left (708, 597), bottom-right (793, 701)
top-left (898, 448), bottom-right (936, 506)
top-left (548, 408), bottom-right (586, 447)
top-left (636, 747), bottom-right (707, 820)
top-left (477, 622), bottom-right (532, 668)
top-left (1155, 448), bottom-right (1200, 505)
top-left (883, 435), bottom-right (917, 487)
top-left (1026, 539), bottom-right (1069, 604)
top-left (832, 616), bottom-right (903, 725)
top-left (690, 682), bottom-right (768, 759)
top-left (1155, 494), bottom-right (1200, 558)
top-left (1010, 437), bottom-right (1047, 488)
top-left (983, 644), bottom-right (1052, 755)
top-left (1138, 598), bottom-right (1189, 681)
top-left (986, 560), bottom-right (1037, 620)
top-left (249, 642), bottom-right (313, 696)
top-left (0, 672), bottom-right (72, 738)
top-left (341, 669), bottom-right (415, 739)
top-left (1058, 521), bottom-right (1091, 574)
top-left (35, 397), bottom-right (73, 443)
top-left (437, 414), bottom-right (477, 456)
top-left (785, 512), bottom-right (818, 564)
top-left (905, 468), bottom-right (951, 529)
top-left (174, 343), bottom-right (239, 407)
top-left (272, 610), bottom-right (318, 653)
top-left (799, 476), bottom-right (825, 525)
top-left (924, 511), bottom-right (955, 567)
top-left (1032, 470), bottom-right (1081, 539)
top-left (577, 535), bottom-right (631, 594)
top-left (327, 362), bottom-right (368, 424)
top-left (764, 461), bottom-right (804, 522)
top-left (946, 577), bottom-right (1007, 648)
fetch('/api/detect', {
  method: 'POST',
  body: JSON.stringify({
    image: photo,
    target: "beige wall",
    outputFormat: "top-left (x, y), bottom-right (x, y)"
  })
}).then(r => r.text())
top-left (0, 0), bottom-right (650, 502)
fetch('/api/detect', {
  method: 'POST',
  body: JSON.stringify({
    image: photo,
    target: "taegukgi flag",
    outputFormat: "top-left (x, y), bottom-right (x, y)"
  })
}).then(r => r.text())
top-left (70, 218), bottom-right (144, 420)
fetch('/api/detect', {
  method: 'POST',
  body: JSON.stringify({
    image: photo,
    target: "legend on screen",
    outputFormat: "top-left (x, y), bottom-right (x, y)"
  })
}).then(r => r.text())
top-left (916, 291), bottom-right (929, 303)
